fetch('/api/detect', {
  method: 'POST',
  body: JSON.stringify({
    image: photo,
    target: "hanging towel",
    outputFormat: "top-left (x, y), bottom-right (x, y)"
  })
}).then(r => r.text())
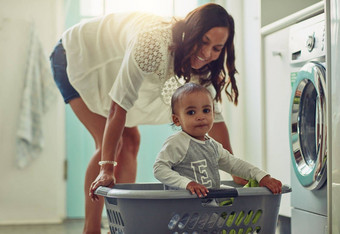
top-left (16, 22), bottom-right (57, 168)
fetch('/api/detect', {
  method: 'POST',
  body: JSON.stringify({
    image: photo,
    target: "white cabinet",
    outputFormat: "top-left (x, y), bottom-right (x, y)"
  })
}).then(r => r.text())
top-left (263, 27), bottom-right (291, 217)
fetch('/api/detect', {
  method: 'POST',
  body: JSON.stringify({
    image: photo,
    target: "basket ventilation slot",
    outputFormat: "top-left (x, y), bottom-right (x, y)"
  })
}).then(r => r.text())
top-left (107, 208), bottom-right (125, 233)
top-left (168, 209), bottom-right (263, 233)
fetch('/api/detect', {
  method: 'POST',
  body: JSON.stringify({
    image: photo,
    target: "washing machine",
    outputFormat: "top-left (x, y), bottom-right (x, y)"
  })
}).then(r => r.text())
top-left (288, 13), bottom-right (328, 234)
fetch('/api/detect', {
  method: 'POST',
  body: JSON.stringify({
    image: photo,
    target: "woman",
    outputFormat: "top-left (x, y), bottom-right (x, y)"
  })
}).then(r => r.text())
top-left (50, 3), bottom-right (244, 233)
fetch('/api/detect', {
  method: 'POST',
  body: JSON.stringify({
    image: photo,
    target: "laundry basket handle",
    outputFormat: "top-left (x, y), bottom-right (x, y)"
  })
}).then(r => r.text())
top-left (205, 188), bottom-right (238, 198)
top-left (95, 186), bottom-right (111, 197)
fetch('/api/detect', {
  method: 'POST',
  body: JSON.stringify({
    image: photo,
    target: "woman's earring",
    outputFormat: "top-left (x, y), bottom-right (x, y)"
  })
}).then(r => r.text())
top-left (182, 32), bottom-right (185, 42)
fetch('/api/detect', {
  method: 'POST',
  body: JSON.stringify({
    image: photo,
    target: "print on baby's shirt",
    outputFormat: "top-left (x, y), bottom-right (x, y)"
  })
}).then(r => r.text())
top-left (191, 159), bottom-right (212, 187)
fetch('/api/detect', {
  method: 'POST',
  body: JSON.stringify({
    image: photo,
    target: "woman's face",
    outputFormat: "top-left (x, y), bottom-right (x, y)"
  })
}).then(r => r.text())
top-left (190, 26), bottom-right (229, 69)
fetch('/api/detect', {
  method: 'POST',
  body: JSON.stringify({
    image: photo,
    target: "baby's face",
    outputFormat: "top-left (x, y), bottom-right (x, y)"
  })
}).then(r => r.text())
top-left (172, 91), bottom-right (214, 140)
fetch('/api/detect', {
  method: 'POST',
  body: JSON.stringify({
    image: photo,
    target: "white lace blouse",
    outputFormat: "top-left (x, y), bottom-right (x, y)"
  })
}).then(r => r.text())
top-left (62, 12), bottom-right (223, 127)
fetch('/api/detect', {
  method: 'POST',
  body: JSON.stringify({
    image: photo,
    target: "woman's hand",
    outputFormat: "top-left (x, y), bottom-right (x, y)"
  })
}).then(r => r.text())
top-left (89, 170), bottom-right (116, 201)
top-left (259, 175), bottom-right (282, 194)
top-left (186, 181), bottom-right (209, 198)
top-left (232, 175), bottom-right (248, 186)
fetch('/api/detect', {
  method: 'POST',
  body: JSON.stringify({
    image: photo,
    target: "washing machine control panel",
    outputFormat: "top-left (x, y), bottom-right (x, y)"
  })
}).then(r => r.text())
top-left (289, 14), bottom-right (325, 65)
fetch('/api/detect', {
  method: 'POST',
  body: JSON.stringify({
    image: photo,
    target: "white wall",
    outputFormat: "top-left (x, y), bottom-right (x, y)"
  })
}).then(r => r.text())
top-left (222, 0), bottom-right (263, 168)
top-left (222, 0), bottom-right (246, 161)
top-left (242, 0), bottom-right (264, 168)
top-left (0, 0), bottom-right (66, 224)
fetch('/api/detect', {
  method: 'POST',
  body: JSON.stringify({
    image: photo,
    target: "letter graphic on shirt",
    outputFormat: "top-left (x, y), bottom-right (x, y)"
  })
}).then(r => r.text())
top-left (191, 160), bottom-right (212, 187)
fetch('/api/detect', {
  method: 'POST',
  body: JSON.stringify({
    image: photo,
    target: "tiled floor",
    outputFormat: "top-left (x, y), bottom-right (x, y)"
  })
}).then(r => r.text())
top-left (0, 216), bottom-right (290, 234)
top-left (0, 219), bottom-right (82, 234)
top-left (0, 219), bottom-right (109, 234)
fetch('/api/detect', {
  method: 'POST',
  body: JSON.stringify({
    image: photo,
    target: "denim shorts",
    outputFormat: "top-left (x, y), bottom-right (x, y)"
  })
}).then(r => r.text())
top-left (50, 40), bottom-right (80, 103)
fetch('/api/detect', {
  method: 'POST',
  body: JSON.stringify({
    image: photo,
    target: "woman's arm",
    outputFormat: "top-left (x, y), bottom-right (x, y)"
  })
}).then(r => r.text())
top-left (209, 122), bottom-right (232, 153)
top-left (89, 101), bottom-right (127, 200)
top-left (102, 101), bottom-right (127, 165)
top-left (209, 121), bottom-right (248, 185)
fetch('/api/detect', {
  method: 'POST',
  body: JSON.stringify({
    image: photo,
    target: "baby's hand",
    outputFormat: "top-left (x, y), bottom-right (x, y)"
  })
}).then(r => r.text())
top-left (259, 175), bottom-right (282, 194)
top-left (186, 181), bottom-right (209, 197)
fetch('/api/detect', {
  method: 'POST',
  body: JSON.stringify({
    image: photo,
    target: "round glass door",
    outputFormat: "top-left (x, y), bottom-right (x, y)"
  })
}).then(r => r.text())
top-left (289, 62), bottom-right (327, 190)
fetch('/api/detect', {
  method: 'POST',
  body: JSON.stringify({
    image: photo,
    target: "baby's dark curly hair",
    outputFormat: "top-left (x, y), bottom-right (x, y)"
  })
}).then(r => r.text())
top-left (171, 83), bottom-right (213, 115)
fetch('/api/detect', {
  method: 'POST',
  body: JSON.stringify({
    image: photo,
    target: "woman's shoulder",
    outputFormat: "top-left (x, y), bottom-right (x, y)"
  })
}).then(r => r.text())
top-left (132, 18), bottom-right (173, 74)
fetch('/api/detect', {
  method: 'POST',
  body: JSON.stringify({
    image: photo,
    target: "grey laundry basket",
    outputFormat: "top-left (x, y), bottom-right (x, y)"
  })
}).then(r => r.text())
top-left (95, 180), bottom-right (291, 234)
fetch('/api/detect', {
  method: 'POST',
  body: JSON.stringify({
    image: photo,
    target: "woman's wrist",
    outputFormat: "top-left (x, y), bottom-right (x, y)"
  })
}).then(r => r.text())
top-left (98, 160), bottom-right (117, 166)
top-left (99, 161), bottom-right (117, 173)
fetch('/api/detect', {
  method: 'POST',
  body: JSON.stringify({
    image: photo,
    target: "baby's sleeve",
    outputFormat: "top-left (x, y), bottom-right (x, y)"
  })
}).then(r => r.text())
top-left (153, 135), bottom-right (192, 189)
top-left (217, 141), bottom-right (268, 182)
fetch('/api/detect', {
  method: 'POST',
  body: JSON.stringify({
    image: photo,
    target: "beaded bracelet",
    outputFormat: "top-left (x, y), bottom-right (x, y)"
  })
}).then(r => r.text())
top-left (98, 161), bottom-right (117, 166)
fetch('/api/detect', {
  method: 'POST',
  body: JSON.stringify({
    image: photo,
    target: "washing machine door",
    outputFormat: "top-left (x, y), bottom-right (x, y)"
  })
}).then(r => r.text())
top-left (289, 61), bottom-right (327, 190)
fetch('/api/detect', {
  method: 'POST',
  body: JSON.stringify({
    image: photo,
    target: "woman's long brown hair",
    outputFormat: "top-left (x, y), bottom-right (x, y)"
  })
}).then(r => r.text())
top-left (171, 3), bottom-right (238, 105)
